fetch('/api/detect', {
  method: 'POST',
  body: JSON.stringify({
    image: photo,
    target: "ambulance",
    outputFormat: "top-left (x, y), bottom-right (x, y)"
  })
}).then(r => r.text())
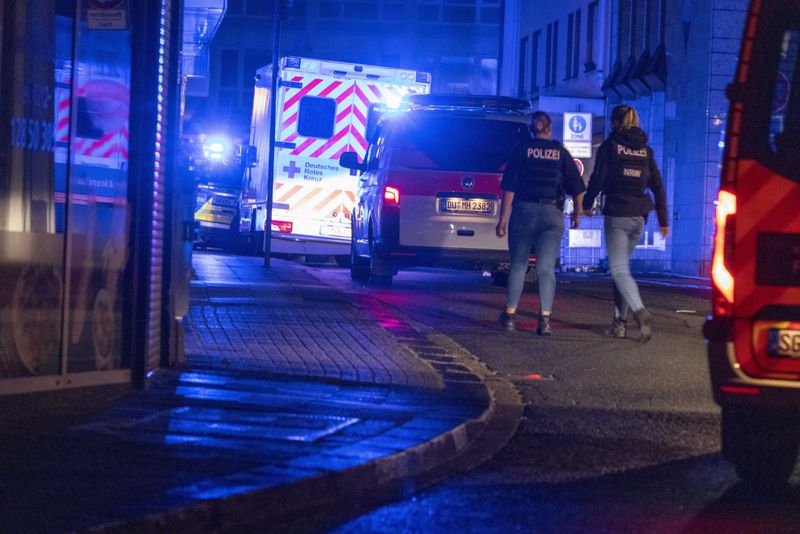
top-left (240, 56), bottom-right (431, 260)
top-left (704, 0), bottom-right (800, 488)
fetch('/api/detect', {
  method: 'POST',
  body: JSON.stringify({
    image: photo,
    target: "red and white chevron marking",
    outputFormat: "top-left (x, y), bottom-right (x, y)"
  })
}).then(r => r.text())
top-left (274, 182), bottom-right (356, 219)
top-left (278, 75), bottom-right (354, 161)
top-left (54, 86), bottom-right (129, 161)
top-left (351, 82), bottom-right (425, 155)
top-left (73, 127), bottom-right (129, 160)
top-left (279, 75), bottom-right (426, 161)
top-left (55, 86), bottom-right (71, 144)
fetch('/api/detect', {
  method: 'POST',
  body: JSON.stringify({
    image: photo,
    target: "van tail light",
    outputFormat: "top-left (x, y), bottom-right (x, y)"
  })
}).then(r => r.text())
top-left (271, 220), bottom-right (293, 233)
top-left (712, 189), bottom-right (736, 317)
top-left (384, 186), bottom-right (400, 205)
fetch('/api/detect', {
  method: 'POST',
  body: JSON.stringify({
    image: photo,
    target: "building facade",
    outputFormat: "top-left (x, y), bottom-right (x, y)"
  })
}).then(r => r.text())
top-left (0, 0), bottom-right (187, 395)
top-left (185, 0), bottom-right (503, 140)
top-left (501, 0), bottom-right (750, 276)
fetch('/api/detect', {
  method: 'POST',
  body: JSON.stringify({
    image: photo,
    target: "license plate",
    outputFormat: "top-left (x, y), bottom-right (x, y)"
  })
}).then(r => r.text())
top-left (320, 224), bottom-right (350, 238)
top-left (767, 329), bottom-right (800, 357)
top-left (439, 198), bottom-right (494, 214)
top-left (213, 196), bottom-right (238, 207)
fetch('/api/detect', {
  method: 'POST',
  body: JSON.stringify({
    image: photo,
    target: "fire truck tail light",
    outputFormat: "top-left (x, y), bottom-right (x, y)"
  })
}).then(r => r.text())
top-left (712, 190), bottom-right (736, 316)
top-left (271, 220), bottom-right (293, 233)
top-left (384, 186), bottom-right (400, 204)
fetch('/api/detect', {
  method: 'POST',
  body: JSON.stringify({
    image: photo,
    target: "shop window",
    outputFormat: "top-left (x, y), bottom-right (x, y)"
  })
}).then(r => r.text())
top-left (220, 49), bottom-right (239, 87)
top-left (530, 31), bottom-right (540, 92)
top-left (518, 36), bottom-right (528, 97)
top-left (244, 49), bottom-right (269, 86)
top-left (344, 2), bottom-right (378, 20)
top-left (218, 90), bottom-right (239, 110)
top-left (480, 58), bottom-right (497, 95)
top-left (246, 0), bottom-right (273, 16)
top-left (567, 13), bottom-right (574, 79)
top-left (480, 7), bottom-right (499, 24)
top-left (383, 3), bottom-right (404, 20)
top-left (418, 5), bottom-right (439, 21)
top-left (285, 0), bottom-right (307, 17)
top-left (319, 1), bottom-right (341, 18)
top-left (228, 0), bottom-right (243, 14)
top-left (443, 6), bottom-right (475, 23)
top-left (298, 96), bottom-right (336, 139)
top-left (586, 1), bottom-right (598, 71)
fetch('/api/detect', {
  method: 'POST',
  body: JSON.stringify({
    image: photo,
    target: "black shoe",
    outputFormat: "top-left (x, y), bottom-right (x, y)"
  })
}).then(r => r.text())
top-left (536, 314), bottom-right (552, 336)
top-left (633, 308), bottom-right (653, 343)
top-left (499, 312), bottom-right (516, 331)
top-left (605, 317), bottom-right (627, 338)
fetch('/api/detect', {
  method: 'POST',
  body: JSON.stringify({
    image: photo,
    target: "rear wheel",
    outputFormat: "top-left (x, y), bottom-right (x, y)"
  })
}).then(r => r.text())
top-left (721, 407), bottom-right (800, 489)
top-left (350, 240), bottom-right (370, 282)
top-left (368, 238), bottom-right (393, 286)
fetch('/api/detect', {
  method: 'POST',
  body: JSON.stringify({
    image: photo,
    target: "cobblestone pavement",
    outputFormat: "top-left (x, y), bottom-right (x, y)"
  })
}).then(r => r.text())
top-left (187, 254), bottom-right (442, 390)
top-left (0, 253), bottom-right (520, 533)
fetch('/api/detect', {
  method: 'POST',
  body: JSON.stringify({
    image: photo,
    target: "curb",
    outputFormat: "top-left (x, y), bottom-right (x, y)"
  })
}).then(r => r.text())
top-left (87, 281), bottom-right (524, 533)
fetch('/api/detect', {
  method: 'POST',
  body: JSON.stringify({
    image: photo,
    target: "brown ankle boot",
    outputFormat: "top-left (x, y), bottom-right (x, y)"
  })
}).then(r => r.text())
top-left (633, 308), bottom-right (653, 343)
top-left (537, 314), bottom-right (552, 336)
top-left (605, 317), bottom-right (627, 338)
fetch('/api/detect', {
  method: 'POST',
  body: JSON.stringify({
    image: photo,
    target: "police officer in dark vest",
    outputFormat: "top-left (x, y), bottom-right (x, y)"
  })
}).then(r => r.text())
top-left (582, 104), bottom-right (669, 342)
top-left (496, 111), bottom-right (585, 335)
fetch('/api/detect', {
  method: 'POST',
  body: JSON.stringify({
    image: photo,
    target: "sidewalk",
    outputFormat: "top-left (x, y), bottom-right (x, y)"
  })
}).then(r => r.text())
top-left (0, 253), bottom-right (522, 533)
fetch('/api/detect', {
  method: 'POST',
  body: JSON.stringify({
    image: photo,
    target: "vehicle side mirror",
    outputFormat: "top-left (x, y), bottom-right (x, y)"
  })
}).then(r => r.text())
top-left (339, 151), bottom-right (364, 172)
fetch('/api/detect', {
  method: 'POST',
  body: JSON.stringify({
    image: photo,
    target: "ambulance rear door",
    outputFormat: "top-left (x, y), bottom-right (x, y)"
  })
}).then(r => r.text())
top-left (271, 62), bottom-right (359, 246)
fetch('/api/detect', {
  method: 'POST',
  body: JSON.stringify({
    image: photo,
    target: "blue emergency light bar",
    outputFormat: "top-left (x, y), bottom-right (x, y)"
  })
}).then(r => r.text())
top-left (403, 94), bottom-right (532, 114)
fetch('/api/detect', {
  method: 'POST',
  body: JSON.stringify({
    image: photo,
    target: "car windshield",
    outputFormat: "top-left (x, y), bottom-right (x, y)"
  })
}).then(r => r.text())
top-left (390, 116), bottom-right (530, 172)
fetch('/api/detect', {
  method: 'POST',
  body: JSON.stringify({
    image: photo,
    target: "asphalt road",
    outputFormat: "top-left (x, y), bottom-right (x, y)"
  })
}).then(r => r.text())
top-left (315, 265), bottom-right (800, 533)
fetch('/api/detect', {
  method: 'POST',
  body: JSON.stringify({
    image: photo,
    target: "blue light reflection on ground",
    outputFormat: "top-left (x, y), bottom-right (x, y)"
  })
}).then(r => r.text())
top-left (157, 374), bottom-right (369, 453)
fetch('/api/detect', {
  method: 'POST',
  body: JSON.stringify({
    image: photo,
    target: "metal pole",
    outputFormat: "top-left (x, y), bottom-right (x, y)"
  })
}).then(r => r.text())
top-left (263, 0), bottom-right (282, 268)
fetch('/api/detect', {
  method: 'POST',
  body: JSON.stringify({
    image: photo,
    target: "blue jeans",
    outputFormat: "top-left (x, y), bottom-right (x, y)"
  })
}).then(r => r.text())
top-left (604, 216), bottom-right (645, 319)
top-left (506, 202), bottom-right (564, 312)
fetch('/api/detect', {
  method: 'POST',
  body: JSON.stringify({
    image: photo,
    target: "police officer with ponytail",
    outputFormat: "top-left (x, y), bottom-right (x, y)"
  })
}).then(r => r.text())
top-left (496, 111), bottom-right (585, 335)
top-left (582, 104), bottom-right (669, 342)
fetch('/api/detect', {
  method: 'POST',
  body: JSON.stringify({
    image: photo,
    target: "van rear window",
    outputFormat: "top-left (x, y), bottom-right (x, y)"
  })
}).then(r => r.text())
top-left (390, 117), bottom-right (529, 172)
top-left (768, 30), bottom-right (800, 176)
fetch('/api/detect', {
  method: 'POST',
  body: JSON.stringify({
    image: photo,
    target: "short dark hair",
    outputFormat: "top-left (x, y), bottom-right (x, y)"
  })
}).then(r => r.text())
top-left (530, 111), bottom-right (552, 134)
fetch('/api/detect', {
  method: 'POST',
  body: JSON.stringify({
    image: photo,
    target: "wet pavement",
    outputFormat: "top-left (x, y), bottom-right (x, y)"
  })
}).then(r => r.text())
top-left (0, 253), bottom-right (520, 533)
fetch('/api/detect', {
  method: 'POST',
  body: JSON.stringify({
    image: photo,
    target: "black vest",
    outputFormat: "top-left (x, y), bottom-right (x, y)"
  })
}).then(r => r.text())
top-left (608, 140), bottom-right (649, 198)
top-left (515, 139), bottom-right (563, 202)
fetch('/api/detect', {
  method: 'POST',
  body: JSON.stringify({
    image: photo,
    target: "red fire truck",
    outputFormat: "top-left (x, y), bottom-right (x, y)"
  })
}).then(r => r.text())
top-left (704, 0), bottom-right (800, 488)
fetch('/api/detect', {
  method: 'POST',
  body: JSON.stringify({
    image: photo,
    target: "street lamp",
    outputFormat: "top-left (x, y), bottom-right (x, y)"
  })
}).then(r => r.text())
top-left (264, 0), bottom-right (293, 268)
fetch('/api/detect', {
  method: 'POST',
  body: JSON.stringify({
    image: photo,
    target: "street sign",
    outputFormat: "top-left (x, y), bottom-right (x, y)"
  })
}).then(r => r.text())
top-left (564, 113), bottom-right (592, 142)
top-left (566, 143), bottom-right (591, 158)
top-left (563, 112), bottom-right (592, 159)
top-left (573, 158), bottom-right (584, 177)
top-left (773, 71), bottom-right (790, 115)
